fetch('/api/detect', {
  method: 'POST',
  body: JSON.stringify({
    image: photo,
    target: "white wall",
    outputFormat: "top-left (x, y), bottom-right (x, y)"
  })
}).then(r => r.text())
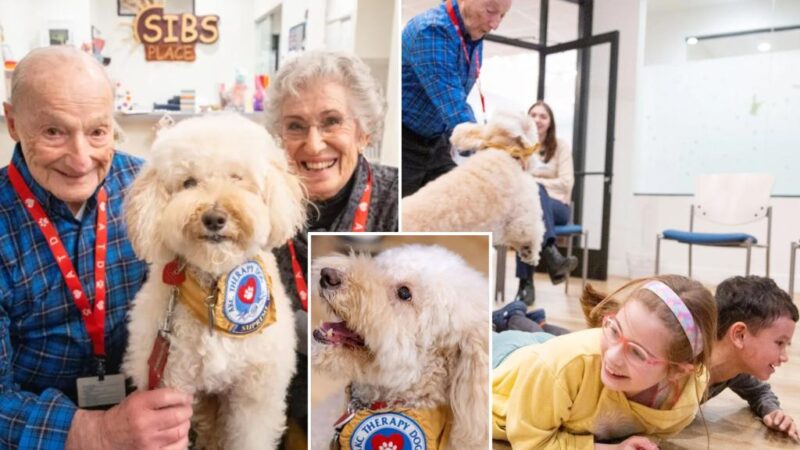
top-left (252, 0), bottom-right (398, 167)
top-left (91, 0), bottom-right (256, 117)
top-left (0, 0), bottom-right (91, 64)
top-left (599, 0), bottom-right (800, 291)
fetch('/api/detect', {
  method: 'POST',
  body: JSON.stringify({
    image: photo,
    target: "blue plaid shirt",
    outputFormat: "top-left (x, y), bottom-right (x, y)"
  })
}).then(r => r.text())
top-left (402, 0), bottom-right (482, 138)
top-left (0, 145), bottom-right (147, 449)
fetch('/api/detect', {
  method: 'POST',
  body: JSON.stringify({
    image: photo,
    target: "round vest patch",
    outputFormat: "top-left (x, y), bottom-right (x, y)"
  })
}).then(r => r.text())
top-left (223, 261), bottom-right (270, 334)
top-left (348, 412), bottom-right (426, 450)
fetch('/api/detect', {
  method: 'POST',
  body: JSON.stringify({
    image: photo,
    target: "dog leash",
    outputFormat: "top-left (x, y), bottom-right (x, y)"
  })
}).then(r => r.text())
top-left (148, 259), bottom-right (185, 390)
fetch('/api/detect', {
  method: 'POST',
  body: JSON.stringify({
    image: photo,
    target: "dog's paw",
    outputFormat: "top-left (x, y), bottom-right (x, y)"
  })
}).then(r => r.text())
top-left (518, 245), bottom-right (535, 263)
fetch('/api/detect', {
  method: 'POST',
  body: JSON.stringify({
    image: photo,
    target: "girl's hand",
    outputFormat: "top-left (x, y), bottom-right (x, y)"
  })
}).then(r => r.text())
top-left (595, 436), bottom-right (660, 450)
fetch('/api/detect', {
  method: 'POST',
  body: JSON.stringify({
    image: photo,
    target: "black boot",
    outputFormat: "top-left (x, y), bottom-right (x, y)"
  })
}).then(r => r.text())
top-left (514, 277), bottom-right (535, 306)
top-left (541, 244), bottom-right (578, 285)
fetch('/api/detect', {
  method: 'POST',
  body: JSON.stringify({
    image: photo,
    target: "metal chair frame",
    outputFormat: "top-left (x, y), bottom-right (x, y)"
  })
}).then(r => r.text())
top-left (494, 204), bottom-right (589, 303)
top-left (655, 204), bottom-right (772, 277)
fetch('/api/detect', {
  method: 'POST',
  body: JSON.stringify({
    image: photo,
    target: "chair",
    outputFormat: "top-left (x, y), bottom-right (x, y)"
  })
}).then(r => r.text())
top-left (554, 203), bottom-right (589, 294)
top-left (790, 241), bottom-right (799, 298)
top-left (493, 204), bottom-right (588, 302)
top-left (655, 173), bottom-right (774, 277)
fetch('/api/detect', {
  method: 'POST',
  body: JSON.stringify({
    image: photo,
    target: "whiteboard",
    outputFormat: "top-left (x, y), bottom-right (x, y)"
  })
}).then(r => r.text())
top-left (634, 49), bottom-right (800, 196)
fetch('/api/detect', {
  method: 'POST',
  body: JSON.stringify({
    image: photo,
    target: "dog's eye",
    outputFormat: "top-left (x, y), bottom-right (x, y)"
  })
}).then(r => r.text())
top-left (396, 286), bottom-right (412, 301)
top-left (182, 177), bottom-right (197, 189)
top-left (230, 174), bottom-right (242, 181)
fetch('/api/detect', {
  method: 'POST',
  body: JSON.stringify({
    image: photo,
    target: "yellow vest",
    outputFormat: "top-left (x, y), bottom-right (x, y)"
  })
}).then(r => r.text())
top-left (335, 404), bottom-right (451, 450)
top-left (177, 257), bottom-right (276, 337)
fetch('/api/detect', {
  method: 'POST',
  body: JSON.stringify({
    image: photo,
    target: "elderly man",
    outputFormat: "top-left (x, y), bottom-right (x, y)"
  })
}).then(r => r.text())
top-left (1, 47), bottom-right (192, 450)
top-left (401, 0), bottom-right (513, 196)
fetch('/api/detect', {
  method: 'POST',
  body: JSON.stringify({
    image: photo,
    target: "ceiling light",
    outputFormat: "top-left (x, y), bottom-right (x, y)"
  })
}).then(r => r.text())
top-left (686, 37), bottom-right (698, 45)
top-left (758, 42), bottom-right (771, 52)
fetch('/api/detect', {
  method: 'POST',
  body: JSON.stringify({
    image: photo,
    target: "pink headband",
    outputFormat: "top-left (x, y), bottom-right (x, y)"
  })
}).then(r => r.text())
top-left (642, 281), bottom-right (704, 357)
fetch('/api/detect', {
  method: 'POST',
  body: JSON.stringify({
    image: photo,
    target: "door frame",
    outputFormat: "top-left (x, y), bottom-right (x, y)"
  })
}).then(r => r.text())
top-left (485, 0), bottom-right (618, 280)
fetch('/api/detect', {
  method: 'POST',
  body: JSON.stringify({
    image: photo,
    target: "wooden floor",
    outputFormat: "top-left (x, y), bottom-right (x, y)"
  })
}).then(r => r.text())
top-left (493, 249), bottom-right (800, 450)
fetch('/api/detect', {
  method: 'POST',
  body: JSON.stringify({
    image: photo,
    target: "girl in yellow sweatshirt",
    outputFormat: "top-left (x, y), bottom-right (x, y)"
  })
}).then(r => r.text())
top-left (492, 275), bottom-right (717, 450)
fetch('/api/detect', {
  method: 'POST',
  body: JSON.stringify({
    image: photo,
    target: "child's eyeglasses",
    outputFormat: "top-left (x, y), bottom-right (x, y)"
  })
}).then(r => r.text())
top-left (602, 314), bottom-right (671, 367)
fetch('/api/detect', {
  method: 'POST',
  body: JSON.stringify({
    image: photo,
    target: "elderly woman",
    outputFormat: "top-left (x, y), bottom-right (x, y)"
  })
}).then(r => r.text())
top-left (264, 50), bottom-right (398, 446)
top-left (266, 49), bottom-right (398, 301)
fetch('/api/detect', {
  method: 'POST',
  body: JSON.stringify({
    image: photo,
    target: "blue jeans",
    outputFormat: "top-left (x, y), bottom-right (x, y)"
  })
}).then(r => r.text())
top-left (492, 330), bottom-right (555, 369)
top-left (516, 184), bottom-right (571, 279)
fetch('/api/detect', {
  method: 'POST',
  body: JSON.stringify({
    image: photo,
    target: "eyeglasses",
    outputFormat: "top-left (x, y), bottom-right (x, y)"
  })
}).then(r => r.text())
top-left (602, 315), bottom-right (671, 367)
top-left (280, 115), bottom-right (354, 141)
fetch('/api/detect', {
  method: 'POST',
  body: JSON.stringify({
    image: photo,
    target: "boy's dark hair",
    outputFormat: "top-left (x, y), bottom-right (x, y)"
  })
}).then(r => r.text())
top-left (715, 275), bottom-right (798, 340)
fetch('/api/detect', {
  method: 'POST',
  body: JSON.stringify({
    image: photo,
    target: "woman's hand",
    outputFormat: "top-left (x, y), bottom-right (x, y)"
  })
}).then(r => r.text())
top-left (595, 435), bottom-right (659, 450)
top-left (764, 409), bottom-right (800, 442)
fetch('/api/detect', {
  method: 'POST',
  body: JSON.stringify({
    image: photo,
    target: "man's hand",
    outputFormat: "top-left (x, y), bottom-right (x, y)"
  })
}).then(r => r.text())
top-left (595, 436), bottom-right (660, 450)
top-left (764, 409), bottom-right (800, 442)
top-left (67, 388), bottom-right (193, 450)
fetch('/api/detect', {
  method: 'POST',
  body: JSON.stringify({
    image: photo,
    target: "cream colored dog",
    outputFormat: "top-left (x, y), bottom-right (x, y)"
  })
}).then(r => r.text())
top-left (312, 245), bottom-right (489, 450)
top-left (122, 114), bottom-right (305, 450)
top-left (402, 111), bottom-right (545, 265)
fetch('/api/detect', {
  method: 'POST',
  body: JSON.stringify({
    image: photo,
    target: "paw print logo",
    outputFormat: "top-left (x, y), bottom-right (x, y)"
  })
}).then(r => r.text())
top-left (378, 443), bottom-right (398, 450)
top-left (242, 286), bottom-right (254, 301)
top-left (37, 218), bottom-right (49, 228)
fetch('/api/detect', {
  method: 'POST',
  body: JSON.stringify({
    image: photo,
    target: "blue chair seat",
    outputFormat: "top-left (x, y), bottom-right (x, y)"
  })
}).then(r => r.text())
top-left (662, 229), bottom-right (756, 245)
top-left (554, 224), bottom-right (583, 236)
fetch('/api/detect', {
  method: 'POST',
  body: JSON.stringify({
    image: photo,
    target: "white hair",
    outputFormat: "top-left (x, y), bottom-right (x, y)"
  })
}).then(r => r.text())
top-left (264, 51), bottom-right (386, 148)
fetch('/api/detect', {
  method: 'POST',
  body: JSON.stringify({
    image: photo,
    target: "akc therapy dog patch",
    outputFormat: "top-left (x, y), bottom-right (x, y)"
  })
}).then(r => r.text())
top-left (177, 257), bottom-right (277, 337)
top-left (348, 413), bottom-right (426, 450)
top-left (223, 260), bottom-right (272, 334)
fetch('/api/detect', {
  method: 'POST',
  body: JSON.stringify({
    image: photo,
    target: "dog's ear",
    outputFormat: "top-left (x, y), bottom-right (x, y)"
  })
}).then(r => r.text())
top-left (447, 324), bottom-right (489, 448)
top-left (124, 164), bottom-right (169, 263)
top-left (449, 122), bottom-right (485, 151)
top-left (263, 160), bottom-right (307, 248)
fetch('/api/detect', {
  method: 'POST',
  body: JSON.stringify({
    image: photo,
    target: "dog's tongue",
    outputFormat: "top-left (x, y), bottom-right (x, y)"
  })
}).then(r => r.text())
top-left (313, 321), bottom-right (365, 347)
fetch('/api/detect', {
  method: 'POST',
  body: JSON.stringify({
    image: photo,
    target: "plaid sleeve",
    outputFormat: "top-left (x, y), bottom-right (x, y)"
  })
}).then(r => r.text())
top-left (406, 23), bottom-right (476, 133)
top-left (0, 278), bottom-right (78, 450)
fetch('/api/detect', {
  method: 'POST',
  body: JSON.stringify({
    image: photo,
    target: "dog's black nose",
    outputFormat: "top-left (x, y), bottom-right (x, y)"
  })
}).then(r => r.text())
top-left (202, 209), bottom-right (227, 232)
top-left (320, 268), bottom-right (343, 289)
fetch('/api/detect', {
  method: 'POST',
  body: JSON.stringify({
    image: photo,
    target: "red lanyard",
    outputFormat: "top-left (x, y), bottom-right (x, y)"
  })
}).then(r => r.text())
top-left (287, 239), bottom-right (308, 312)
top-left (445, 0), bottom-right (486, 116)
top-left (8, 164), bottom-right (109, 363)
top-left (288, 164), bottom-right (373, 311)
top-left (351, 166), bottom-right (372, 232)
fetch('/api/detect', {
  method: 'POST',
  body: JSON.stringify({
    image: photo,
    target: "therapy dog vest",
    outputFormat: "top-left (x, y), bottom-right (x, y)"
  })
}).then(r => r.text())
top-left (177, 257), bottom-right (277, 336)
top-left (334, 404), bottom-right (450, 450)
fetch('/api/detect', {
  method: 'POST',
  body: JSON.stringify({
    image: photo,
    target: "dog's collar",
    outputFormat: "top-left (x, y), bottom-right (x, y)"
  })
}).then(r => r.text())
top-left (332, 396), bottom-right (403, 437)
top-left (165, 257), bottom-right (277, 338)
top-left (480, 141), bottom-right (540, 160)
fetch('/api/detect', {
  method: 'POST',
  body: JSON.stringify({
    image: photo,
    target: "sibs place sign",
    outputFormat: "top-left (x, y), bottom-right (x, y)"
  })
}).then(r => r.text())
top-left (132, 5), bottom-right (219, 61)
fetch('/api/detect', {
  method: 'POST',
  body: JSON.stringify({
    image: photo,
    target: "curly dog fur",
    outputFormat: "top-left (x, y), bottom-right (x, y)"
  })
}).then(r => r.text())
top-left (122, 114), bottom-right (305, 450)
top-left (311, 245), bottom-right (489, 449)
top-left (402, 112), bottom-right (545, 265)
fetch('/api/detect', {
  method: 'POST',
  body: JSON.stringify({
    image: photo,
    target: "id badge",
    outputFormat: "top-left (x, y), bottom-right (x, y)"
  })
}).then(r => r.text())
top-left (76, 374), bottom-right (125, 408)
